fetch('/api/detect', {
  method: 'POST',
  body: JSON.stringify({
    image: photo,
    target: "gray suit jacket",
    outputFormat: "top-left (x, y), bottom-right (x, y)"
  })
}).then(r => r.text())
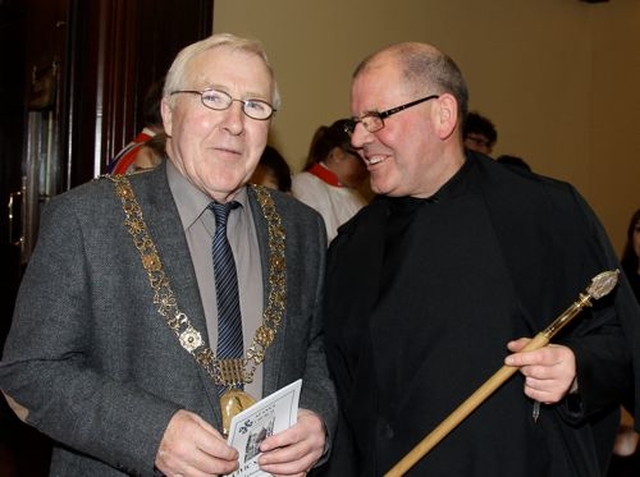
top-left (0, 163), bottom-right (336, 476)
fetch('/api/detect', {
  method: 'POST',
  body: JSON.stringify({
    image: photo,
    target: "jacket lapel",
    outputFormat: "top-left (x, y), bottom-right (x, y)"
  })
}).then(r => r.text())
top-left (134, 165), bottom-right (221, 425)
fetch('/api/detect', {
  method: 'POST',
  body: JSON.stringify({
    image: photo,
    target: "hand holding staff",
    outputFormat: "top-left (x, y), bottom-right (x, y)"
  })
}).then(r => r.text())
top-left (384, 270), bottom-right (620, 477)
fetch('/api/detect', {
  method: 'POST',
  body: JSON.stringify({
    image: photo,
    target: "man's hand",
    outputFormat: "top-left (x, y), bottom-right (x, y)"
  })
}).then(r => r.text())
top-left (155, 409), bottom-right (238, 477)
top-left (505, 338), bottom-right (577, 404)
top-left (257, 409), bottom-right (326, 477)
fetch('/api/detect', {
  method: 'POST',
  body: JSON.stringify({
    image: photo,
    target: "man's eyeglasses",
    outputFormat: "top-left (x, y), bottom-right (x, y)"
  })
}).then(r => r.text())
top-left (343, 94), bottom-right (439, 135)
top-left (170, 88), bottom-right (276, 120)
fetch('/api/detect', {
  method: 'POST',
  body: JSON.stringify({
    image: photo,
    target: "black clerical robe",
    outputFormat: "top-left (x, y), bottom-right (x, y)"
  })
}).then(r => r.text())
top-left (322, 152), bottom-right (640, 477)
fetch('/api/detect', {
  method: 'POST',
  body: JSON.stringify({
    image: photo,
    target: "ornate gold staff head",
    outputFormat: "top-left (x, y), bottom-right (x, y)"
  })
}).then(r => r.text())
top-left (542, 270), bottom-right (620, 345)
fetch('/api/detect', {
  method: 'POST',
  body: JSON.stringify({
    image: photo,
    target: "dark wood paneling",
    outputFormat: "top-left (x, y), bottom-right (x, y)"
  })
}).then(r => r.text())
top-left (0, 1), bottom-right (213, 475)
top-left (0, 0), bottom-right (28, 333)
top-left (70, 0), bottom-right (213, 185)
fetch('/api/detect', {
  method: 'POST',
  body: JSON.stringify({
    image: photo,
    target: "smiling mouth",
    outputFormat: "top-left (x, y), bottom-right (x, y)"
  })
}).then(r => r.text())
top-left (365, 155), bottom-right (387, 166)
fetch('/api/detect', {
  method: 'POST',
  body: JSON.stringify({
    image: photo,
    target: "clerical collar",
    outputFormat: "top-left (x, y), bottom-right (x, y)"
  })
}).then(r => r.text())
top-left (307, 162), bottom-right (342, 187)
top-left (423, 156), bottom-right (472, 204)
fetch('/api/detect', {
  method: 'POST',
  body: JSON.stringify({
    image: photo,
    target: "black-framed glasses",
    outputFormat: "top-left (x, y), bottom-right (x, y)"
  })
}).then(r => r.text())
top-left (344, 94), bottom-right (440, 135)
top-left (170, 88), bottom-right (276, 120)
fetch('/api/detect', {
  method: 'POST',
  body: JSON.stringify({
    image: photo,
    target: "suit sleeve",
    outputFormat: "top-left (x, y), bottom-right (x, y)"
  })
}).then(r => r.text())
top-left (0, 193), bottom-right (179, 476)
top-left (558, 188), bottom-right (639, 425)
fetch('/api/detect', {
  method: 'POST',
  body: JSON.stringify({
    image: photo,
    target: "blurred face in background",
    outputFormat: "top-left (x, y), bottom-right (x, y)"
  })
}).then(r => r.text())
top-left (464, 133), bottom-right (493, 155)
top-left (633, 218), bottom-right (640, 263)
top-left (250, 164), bottom-right (280, 191)
top-left (327, 146), bottom-right (368, 188)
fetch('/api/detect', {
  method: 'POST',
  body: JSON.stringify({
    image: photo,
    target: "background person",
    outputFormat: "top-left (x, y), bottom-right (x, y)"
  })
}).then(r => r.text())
top-left (106, 77), bottom-right (166, 175)
top-left (291, 119), bottom-right (369, 242)
top-left (620, 208), bottom-right (640, 302)
top-left (0, 33), bottom-right (336, 477)
top-left (608, 208), bottom-right (640, 477)
top-left (463, 110), bottom-right (497, 156)
top-left (322, 40), bottom-right (640, 477)
top-left (496, 154), bottom-right (532, 172)
top-left (250, 144), bottom-right (292, 192)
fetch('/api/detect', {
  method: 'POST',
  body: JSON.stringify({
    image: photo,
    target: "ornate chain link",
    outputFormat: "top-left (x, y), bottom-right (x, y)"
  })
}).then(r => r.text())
top-left (110, 175), bottom-right (287, 387)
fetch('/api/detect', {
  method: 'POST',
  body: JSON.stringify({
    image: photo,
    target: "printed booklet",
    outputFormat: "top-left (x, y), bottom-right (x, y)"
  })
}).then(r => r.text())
top-left (226, 379), bottom-right (302, 477)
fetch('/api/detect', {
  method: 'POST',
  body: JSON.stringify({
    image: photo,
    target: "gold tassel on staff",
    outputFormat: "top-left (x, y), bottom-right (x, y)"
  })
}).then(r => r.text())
top-left (384, 270), bottom-right (620, 477)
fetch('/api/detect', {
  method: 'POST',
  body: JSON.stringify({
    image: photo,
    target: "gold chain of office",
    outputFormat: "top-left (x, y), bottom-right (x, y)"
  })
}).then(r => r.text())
top-left (110, 175), bottom-right (287, 389)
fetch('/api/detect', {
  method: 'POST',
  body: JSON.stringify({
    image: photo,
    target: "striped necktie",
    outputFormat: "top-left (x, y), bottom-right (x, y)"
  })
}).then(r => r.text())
top-left (209, 201), bottom-right (244, 393)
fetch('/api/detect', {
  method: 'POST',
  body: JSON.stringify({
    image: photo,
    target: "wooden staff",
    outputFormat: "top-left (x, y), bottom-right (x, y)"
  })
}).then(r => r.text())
top-left (384, 270), bottom-right (620, 477)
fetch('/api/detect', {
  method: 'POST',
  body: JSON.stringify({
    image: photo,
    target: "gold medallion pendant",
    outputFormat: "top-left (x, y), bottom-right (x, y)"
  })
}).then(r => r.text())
top-left (220, 388), bottom-right (256, 436)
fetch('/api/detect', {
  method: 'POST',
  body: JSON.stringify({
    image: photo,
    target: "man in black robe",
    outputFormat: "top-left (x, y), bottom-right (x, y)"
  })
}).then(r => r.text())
top-left (322, 41), bottom-right (640, 477)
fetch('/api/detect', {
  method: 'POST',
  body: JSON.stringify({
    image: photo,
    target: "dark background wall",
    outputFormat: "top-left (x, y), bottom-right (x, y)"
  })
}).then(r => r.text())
top-left (0, 1), bottom-right (213, 474)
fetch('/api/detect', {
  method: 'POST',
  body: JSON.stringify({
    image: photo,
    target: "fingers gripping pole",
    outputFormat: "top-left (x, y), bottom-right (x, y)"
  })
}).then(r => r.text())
top-left (384, 270), bottom-right (619, 477)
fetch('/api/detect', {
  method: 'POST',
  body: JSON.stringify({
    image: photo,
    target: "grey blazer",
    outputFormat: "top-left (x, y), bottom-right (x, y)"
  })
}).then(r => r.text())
top-left (0, 163), bottom-right (336, 476)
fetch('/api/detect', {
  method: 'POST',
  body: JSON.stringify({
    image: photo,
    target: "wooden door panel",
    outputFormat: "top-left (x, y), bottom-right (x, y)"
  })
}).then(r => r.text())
top-left (0, 1), bottom-right (213, 474)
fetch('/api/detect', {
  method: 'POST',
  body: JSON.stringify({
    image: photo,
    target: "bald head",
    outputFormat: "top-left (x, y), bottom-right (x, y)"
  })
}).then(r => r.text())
top-left (353, 42), bottom-right (469, 121)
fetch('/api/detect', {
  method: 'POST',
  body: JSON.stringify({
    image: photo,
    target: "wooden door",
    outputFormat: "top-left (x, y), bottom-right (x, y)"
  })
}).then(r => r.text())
top-left (0, 1), bottom-right (212, 474)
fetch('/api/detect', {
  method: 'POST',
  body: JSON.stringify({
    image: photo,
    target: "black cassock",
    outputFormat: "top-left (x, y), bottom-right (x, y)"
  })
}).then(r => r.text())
top-left (322, 152), bottom-right (640, 477)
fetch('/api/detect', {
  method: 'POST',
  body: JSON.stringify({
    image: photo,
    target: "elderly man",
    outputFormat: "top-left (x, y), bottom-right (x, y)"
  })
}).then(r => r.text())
top-left (0, 33), bottom-right (336, 477)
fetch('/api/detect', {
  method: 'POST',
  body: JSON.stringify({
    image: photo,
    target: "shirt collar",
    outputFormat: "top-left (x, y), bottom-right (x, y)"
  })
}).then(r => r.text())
top-left (166, 159), bottom-right (249, 231)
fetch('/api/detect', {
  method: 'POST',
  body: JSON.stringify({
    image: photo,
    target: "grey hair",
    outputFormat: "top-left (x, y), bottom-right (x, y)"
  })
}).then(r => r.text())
top-left (163, 32), bottom-right (281, 110)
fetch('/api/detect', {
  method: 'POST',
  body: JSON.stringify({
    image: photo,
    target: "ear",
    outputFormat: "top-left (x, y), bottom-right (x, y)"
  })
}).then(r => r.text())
top-left (432, 93), bottom-right (459, 140)
top-left (160, 97), bottom-right (173, 137)
top-left (328, 146), bottom-right (342, 163)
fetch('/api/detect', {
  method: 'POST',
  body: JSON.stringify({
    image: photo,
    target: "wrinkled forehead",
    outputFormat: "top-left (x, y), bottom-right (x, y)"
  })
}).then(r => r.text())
top-left (186, 46), bottom-right (274, 95)
top-left (351, 59), bottom-right (407, 112)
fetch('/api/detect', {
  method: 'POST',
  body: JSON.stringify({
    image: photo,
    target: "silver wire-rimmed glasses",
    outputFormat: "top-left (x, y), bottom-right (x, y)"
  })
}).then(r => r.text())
top-left (171, 88), bottom-right (276, 120)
